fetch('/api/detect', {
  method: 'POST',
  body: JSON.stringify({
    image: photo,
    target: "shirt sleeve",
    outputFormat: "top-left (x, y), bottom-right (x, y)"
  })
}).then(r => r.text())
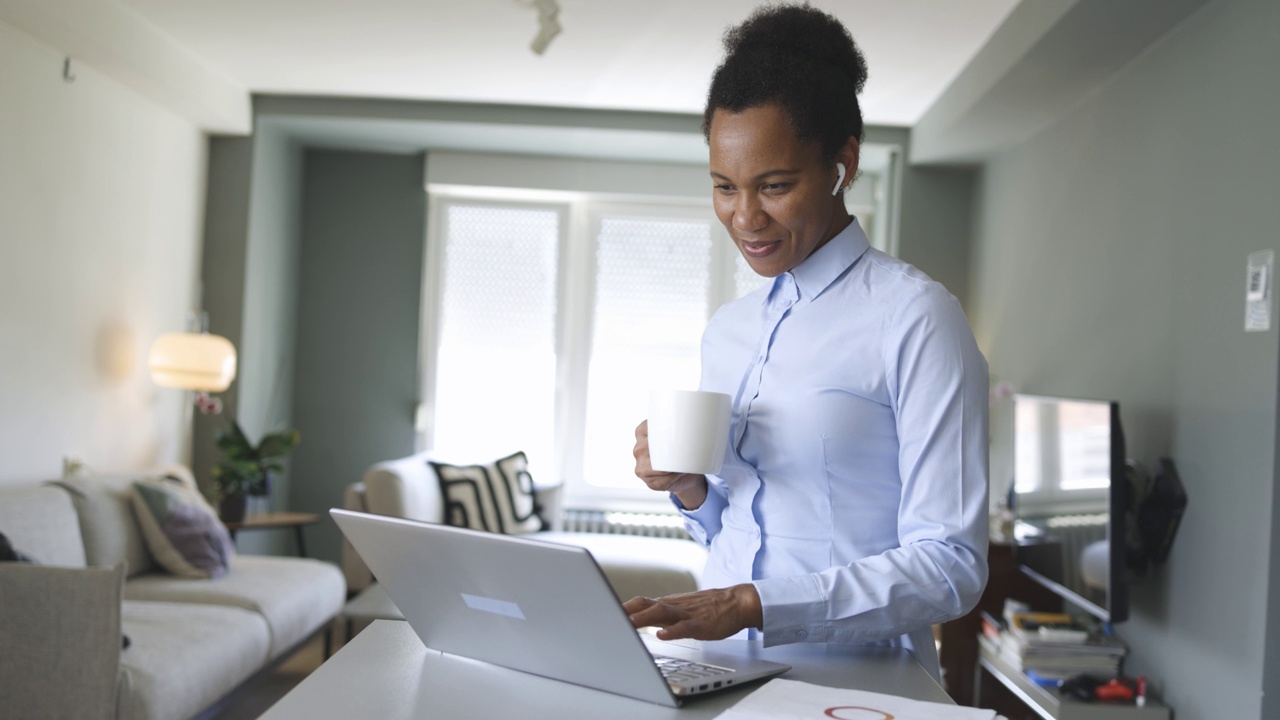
top-left (671, 476), bottom-right (728, 547)
top-left (752, 285), bottom-right (990, 645)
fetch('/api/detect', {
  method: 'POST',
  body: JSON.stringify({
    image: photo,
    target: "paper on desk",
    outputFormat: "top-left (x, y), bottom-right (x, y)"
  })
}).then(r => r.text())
top-left (715, 678), bottom-right (999, 720)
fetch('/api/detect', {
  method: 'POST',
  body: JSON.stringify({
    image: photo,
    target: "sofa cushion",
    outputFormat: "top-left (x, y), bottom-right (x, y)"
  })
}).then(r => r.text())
top-left (119, 600), bottom-right (271, 720)
top-left (431, 451), bottom-right (546, 534)
top-left (51, 474), bottom-right (159, 577)
top-left (0, 485), bottom-right (87, 567)
top-left (130, 478), bottom-right (234, 579)
top-left (124, 554), bottom-right (345, 658)
top-left (0, 563), bottom-right (125, 720)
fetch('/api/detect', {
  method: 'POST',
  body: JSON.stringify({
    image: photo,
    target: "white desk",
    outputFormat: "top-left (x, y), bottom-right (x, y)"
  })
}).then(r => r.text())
top-left (262, 620), bottom-right (955, 719)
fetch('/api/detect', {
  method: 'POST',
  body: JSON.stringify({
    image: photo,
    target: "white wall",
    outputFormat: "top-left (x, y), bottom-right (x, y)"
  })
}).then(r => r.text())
top-left (0, 20), bottom-right (207, 485)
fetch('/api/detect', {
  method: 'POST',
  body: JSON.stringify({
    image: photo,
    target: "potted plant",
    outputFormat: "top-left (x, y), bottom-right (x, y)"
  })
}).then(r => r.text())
top-left (211, 420), bottom-right (301, 523)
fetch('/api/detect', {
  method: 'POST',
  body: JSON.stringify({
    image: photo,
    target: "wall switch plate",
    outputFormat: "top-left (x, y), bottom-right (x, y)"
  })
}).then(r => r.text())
top-left (1246, 250), bottom-right (1274, 332)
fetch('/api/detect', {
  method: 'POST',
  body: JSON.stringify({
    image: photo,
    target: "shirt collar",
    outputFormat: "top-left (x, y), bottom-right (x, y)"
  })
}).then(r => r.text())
top-left (773, 217), bottom-right (871, 303)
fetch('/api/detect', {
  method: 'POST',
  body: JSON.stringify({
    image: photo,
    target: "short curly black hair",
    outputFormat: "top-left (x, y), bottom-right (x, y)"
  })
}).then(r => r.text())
top-left (702, 3), bottom-right (868, 160)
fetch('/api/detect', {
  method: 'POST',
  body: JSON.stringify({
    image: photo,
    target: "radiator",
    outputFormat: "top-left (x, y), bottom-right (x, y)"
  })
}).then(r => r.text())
top-left (1045, 513), bottom-right (1108, 595)
top-left (561, 508), bottom-right (691, 540)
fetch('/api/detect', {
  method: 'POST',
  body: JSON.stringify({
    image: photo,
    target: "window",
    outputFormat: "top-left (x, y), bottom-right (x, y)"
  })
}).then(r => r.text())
top-left (579, 208), bottom-right (715, 494)
top-left (420, 151), bottom-right (897, 509)
top-left (428, 203), bottom-right (561, 467)
top-left (1013, 399), bottom-right (1111, 513)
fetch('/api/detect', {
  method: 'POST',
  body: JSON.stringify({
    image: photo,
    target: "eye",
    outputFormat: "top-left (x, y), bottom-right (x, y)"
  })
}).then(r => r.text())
top-left (713, 183), bottom-right (736, 194)
top-left (762, 182), bottom-right (791, 193)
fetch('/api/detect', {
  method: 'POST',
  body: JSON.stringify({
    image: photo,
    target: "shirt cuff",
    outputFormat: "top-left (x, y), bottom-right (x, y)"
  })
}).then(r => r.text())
top-left (670, 489), bottom-right (724, 546)
top-left (753, 574), bottom-right (828, 646)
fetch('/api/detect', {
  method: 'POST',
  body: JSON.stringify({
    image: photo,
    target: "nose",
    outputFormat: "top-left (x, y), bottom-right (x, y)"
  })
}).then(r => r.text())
top-left (732, 192), bottom-right (768, 233)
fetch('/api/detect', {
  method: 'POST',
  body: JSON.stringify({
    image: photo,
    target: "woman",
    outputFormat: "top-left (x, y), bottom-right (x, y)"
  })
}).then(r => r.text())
top-left (626, 4), bottom-right (989, 681)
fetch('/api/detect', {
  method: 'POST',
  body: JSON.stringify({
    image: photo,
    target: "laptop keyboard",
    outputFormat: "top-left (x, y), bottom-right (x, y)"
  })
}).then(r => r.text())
top-left (652, 654), bottom-right (733, 685)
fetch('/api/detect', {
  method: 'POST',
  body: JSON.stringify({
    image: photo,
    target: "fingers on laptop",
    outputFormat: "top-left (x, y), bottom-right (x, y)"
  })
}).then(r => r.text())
top-left (624, 587), bottom-right (762, 642)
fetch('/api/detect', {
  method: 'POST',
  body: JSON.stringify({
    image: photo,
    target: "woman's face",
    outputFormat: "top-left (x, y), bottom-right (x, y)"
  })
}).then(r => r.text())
top-left (709, 104), bottom-right (853, 278)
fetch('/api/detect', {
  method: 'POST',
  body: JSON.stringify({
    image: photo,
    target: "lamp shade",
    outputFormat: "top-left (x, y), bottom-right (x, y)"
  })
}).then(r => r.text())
top-left (148, 332), bottom-right (237, 392)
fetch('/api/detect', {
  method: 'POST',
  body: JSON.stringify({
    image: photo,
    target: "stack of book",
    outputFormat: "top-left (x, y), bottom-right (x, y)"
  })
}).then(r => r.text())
top-left (985, 612), bottom-right (1128, 683)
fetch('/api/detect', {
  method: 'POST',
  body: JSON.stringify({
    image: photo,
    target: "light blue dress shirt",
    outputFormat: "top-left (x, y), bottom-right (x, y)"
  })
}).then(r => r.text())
top-left (677, 219), bottom-right (989, 680)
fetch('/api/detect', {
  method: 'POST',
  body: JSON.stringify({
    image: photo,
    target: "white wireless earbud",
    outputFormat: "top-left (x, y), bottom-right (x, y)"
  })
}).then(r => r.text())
top-left (832, 162), bottom-right (847, 196)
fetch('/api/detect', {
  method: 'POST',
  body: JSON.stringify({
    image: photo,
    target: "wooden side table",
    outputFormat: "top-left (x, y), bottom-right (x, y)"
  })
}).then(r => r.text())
top-left (223, 512), bottom-right (321, 557)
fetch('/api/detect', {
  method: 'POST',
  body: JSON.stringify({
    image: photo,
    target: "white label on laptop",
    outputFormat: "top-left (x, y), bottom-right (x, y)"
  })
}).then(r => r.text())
top-left (461, 593), bottom-right (526, 620)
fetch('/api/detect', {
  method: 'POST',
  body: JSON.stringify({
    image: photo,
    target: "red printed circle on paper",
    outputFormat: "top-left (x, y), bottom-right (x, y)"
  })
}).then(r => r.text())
top-left (824, 707), bottom-right (894, 720)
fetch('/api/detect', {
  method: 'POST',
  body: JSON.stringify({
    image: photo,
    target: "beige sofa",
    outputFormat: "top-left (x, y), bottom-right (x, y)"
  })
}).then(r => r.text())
top-left (342, 452), bottom-right (708, 604)
top-left (0, 467), bottom-right (346, 720)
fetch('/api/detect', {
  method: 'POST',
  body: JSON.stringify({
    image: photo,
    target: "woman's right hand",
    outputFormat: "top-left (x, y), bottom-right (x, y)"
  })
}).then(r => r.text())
top-left (633, 420), bottom-right (708, 509)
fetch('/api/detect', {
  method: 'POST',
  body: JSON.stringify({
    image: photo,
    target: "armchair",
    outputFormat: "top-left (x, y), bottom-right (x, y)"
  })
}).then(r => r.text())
top-left (342, 452), bottom-right (707, 603)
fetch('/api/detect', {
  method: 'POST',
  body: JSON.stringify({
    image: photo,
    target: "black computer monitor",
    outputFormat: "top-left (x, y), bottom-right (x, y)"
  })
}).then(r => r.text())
top-left (1010, 393), bottom-right (1128, 623)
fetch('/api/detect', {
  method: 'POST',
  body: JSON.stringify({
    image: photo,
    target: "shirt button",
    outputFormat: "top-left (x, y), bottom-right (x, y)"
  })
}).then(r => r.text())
top-left (795, 630), bottom-right (808, 640)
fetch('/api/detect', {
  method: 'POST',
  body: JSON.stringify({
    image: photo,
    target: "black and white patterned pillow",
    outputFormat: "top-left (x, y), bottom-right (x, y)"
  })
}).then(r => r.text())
top-left (431, 451), bottom-right (546, 535)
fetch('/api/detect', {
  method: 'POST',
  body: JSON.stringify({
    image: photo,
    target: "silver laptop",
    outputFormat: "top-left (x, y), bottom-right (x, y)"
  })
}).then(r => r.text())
top-left (331, 509), bottom-right (790, 707)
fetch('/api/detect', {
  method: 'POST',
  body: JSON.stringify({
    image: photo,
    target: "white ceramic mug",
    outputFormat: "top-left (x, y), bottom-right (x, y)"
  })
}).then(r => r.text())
top-left (647, 389), bottom-right (732, 475)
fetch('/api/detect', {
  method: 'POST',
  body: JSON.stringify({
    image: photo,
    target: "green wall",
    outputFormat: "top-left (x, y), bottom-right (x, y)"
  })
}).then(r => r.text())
top-left (289, 149), bottom-right (427, 566)
top-left (967, 0), bottom-right (1280, 716)
top-left (199, 124), bottom-right (304, 555)
top-left (196, 136), bottom-right (252, 499)
top-left (867, 126), bottom-right (977, 309)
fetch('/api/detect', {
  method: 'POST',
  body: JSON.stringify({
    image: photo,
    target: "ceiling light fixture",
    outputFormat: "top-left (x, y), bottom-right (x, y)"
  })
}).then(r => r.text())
top-left (528, 0), bottom-right (561, 55)
top-left (149, 310), bottom-right (237, 415)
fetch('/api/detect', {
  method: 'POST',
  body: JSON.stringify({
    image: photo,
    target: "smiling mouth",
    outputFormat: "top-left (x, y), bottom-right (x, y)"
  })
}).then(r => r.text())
top-left (739, 240), bottom-right (781, 258)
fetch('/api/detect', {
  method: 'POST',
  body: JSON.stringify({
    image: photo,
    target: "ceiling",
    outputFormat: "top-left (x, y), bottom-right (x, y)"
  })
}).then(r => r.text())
top-left (115, 0), bottom-right (1020, 127)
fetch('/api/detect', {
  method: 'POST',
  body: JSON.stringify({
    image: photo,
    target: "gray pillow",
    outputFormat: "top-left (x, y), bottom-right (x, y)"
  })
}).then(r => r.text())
top-left (131, 478), bottom-right (235, 579)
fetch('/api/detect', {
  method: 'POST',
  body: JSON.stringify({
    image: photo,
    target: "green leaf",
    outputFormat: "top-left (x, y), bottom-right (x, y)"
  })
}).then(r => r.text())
top-left (257, 431), bottom-right (299, 458)
top-left (211, 416), bottom-right (300, 499)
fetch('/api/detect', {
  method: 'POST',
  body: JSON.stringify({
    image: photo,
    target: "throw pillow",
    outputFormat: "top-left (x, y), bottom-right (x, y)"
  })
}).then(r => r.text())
top-left (130, 477), bottom-right (234, 579)
top-left (431, 451), bottom-right (546, 535)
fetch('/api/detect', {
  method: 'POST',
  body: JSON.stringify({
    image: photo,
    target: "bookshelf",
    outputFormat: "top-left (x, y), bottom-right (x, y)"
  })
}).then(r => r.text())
top-left (940, 541), bottom-right (1065, 706)
top-left (976, 636), bottom-right (1169, 720)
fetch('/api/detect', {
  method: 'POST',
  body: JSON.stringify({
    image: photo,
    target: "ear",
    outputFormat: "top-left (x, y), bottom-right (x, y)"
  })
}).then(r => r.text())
top-left (834, 137), bottom-right (860, 193)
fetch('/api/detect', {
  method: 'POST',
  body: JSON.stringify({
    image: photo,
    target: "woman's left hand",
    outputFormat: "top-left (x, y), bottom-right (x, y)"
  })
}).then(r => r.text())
top-left (623, 584), bottom-right (763, 641)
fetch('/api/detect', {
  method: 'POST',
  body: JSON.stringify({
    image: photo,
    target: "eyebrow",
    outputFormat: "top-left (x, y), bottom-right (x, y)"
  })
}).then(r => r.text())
top-left (710, 168), bottom-right (804, 182)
